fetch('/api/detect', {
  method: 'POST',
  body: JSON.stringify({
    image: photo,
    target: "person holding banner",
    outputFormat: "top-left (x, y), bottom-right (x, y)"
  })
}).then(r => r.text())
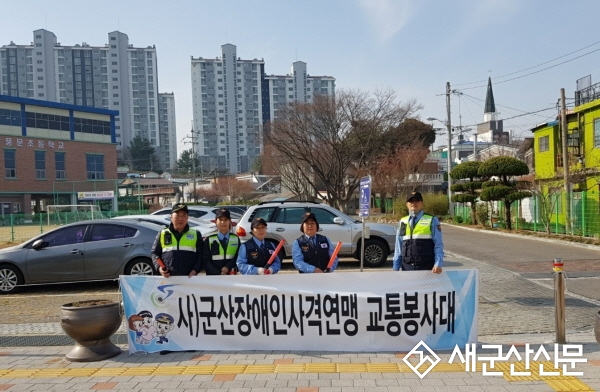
top-left (236, 217), bottom-right (281, 275)
top-left (203, 209), bottom-right (240, 275)
top-left (151, 203), bottom-right (204, 278)
top-left (292, 212), bottom-right (339, 273)
top-left (392, 191), bottom-right (444, 273)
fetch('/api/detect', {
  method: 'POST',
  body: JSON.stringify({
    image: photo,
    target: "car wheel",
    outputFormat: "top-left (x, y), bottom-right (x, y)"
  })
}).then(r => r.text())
top-left (0, 264), bottom-right (24, 294)
top-left (363, 239), bottom-right (388, 267)
top-left (125, 258), bottom-right (155, 276)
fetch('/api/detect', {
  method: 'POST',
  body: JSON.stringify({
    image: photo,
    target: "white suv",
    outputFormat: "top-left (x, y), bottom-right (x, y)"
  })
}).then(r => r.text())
top-left (235, 201), bottom-right (396, 267)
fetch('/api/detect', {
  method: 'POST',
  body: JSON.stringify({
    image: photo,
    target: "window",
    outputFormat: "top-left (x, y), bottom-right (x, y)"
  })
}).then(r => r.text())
top-left (86, 154), bottom-right (104, 180)
top-left (4, 149), bottom-right (16, 178)
top-left (310, 208), bottom-right (338, 224)
top-left (90, 224), bottom-right (137, 241)
top-left (55, 152), bottom-right (65, 179)
top-left (35, 150), bottom-right (46, 179)
top-left (39, 225), bottom-right (88, 247)
top-left (595, 118), bottom-right (600, 148)
top-left (539, 136), bottom-right (549, 152)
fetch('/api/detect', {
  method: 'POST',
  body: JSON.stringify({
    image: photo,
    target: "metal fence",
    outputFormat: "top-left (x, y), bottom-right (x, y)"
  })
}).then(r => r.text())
top-left (0, 209), bottom-right (149, 243)
top-left (454, 190), bottom-right (600, 238)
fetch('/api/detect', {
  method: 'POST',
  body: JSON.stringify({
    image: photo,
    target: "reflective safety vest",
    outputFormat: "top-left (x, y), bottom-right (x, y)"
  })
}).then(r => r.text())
top-left (159, 228), bottom-right (200, 275)
top-left (160, 228), bottom-right (199, 253)
top-left (206, 234), bottom-right (239, 260)
top-left (398, 214), bottom-right (435, 266)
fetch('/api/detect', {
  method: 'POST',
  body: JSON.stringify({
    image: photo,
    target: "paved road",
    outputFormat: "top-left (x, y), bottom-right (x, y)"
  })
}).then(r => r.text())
top-left (443, 224), bottom-right (600, 300)
top-left (442, 224), bottom-right (599, 335)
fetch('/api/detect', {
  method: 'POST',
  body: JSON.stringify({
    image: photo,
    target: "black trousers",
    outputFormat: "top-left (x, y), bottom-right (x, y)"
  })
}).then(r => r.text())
top-left (401, 260), bottom-right (434, 271)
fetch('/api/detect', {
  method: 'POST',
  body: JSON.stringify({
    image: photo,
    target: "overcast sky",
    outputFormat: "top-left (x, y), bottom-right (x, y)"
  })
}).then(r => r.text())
top-left (2, 0), bottom-right (599, 153)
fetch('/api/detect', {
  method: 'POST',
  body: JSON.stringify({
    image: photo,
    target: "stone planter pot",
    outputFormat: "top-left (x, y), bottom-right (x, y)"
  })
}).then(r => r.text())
top-left (60, 299), bottom-right (122, 362)
top-left (595, 311), bottom-right (600, 345)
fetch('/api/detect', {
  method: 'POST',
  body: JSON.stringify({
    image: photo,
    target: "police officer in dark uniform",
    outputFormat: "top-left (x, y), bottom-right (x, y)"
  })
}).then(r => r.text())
top-left (151, 203), bottom-right (204, 277)
top-left (203, 209), bottom-right (240, 275)
top-left (237, 217), bottom-right (281, 275)
top-left (392, 191), bottom-right (444, 273)
top-left (292, 212), bottom-right (339, 273)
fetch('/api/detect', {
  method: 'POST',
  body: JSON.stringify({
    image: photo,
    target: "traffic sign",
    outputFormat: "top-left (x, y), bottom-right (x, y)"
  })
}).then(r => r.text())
top-left (359, 176), bottom-right (371, 218)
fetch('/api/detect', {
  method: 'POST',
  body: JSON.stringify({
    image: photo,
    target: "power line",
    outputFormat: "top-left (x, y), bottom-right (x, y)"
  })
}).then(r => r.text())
top-left (460, 92), bottom-right (557, 119)
top-left (456, 93), bottom-right (557, 129)
top-left (461, 48), bottom-right (600, 91)
top-left (454, 40), bottom-right (600, 87)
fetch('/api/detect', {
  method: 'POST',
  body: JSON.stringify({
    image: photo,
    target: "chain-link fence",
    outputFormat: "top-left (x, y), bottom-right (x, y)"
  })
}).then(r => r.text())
top-left (0, 209), bottom-right (149, 243)
top-left (454, 190), bottom-right (600, 237)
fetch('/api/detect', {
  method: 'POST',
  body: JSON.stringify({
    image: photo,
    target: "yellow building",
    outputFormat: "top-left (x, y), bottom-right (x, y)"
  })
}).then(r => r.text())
top-left (532, 90), bottom-right (600, 235)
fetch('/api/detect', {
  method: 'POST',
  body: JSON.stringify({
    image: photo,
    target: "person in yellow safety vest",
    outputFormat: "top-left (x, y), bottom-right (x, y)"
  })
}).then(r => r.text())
top-left (151, 203), bottom-right (204, 277)
top-left (203, 209), bottom-right (240, 275)
top-left (392, 191), bottom-right (444, 273)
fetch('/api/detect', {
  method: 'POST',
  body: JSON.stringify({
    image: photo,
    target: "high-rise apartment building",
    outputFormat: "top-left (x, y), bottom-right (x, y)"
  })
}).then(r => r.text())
top-left (158, 92), bottom-right (177, 172)
top-left (265, 61), bottom-right (335, 121)
top-left (191, 44), bottom-right (335, 175)
top-left (0, 29), bottom-right (174, 166)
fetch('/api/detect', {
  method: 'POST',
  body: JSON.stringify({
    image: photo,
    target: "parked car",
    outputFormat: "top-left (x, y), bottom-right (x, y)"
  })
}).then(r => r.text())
top-left (151, 206), bottom-right (241, 224)
top-left (0, 219), bottom-right (162, 294)
top-left (235, 201), bottom-right (396, 267)
top-left (111, 214), bottom-right (217, 236)
top-left (213, 205), bottom-right (249, 216)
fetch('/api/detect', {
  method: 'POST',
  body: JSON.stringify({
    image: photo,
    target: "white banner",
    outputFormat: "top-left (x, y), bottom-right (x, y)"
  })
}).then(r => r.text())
top-left (120, 270), bottom-right (478, 354)
top-left (77, 191), bottom-right (114, 200)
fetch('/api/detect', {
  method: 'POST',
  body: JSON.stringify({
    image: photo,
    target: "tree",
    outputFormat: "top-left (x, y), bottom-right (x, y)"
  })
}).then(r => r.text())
top-left (526, 180), bottom-right (563, 234)
top-left (176, 149), bottom-right (199, 175)
top-left (370, 143), bottom-right (431, 213)
top-left (128, 136), bottom-right (158, 172)
top-left (268, 89), bottom-right (422, 212)
top-left (478, 156), bottom-right (531, 230)
top-left (214, 177), bottom-right (257, 203)
top-left (195, 187), bottom-right (221, 205)
top-left (450, 161), bottom-right (484, 225)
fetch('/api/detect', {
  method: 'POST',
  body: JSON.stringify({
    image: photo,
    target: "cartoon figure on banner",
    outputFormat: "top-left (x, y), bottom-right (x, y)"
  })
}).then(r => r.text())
top-left (127, 314), bottom-right (144, 344)
top-left (138, 310), bottom-right (156, 344)
top-left (154, 313), bottom-right (175, 344)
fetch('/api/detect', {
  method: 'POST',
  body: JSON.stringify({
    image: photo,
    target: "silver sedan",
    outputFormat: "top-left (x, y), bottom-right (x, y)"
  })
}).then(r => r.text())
top-left (0, 219), bottom-right (161, 294)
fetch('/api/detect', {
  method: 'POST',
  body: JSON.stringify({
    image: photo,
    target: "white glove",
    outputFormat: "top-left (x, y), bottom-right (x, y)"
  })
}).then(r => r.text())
top-left (257, 267), bottom-right (265, 275)
top-left (267, 267), bottom-right (274, 275)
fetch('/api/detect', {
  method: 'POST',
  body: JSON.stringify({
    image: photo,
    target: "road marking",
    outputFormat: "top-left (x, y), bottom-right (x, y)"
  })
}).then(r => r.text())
top-left (527, 278), bottom-right (600, 307)
top-left (446, 251), bottom-right (600, 307)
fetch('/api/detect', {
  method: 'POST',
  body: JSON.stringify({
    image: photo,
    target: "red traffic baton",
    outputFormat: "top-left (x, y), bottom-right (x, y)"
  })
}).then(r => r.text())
top-left (324, 242), bottom-right (342, 273)
top-left (264, 240), bottom-right (285, 269)
top-left (156, 257), bottom-right (169, 272)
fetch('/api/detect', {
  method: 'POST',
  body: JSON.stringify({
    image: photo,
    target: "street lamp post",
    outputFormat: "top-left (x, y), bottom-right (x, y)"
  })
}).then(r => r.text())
top-left (427, 116), bottom-right (454, 217)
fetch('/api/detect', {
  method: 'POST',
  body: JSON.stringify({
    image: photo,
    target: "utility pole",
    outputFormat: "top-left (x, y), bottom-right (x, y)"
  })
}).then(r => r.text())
top-left (183, 127), bottom-right (200, 203)
top-left (560, 88), bottom-right (571, 235)
top-left (446, 82), bottom-right (454, 217)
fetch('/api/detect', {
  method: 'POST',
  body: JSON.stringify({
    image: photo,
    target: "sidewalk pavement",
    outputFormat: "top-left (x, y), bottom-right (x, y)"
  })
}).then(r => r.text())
top-left (0, 330), bottom-right (598, 391)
